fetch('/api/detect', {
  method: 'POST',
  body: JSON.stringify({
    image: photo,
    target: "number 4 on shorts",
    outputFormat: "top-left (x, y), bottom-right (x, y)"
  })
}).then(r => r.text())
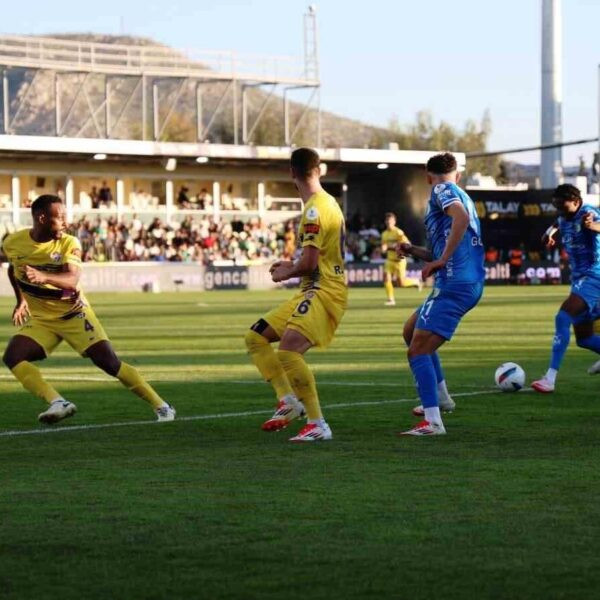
top-left (84, 319), bottom-right (95, 332)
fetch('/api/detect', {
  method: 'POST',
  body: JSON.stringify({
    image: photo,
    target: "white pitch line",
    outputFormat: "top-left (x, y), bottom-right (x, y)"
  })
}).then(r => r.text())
top-left (0, 374), bottom-right (482, 388)
top-left (0, 389), bottom-right (507, 438)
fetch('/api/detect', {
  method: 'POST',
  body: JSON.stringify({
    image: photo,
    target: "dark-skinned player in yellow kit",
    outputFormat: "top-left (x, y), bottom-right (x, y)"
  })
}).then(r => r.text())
top-left (2, 194), bottom-right (175, 424)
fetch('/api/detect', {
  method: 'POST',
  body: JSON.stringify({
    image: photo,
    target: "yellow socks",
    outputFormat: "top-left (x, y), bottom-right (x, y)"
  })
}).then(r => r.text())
top-left (400, 277), bottom-right (420, 288)
top-left (277, 350), bottom-right (322, 420)
top-left (117, 362), bottom-right (165, 410)
top-left (244, 330), bottom-right (294, 399)
top-left (384, 280), bottom-right (395, 301)
top-left (11, 361), bottom-right (61, 404)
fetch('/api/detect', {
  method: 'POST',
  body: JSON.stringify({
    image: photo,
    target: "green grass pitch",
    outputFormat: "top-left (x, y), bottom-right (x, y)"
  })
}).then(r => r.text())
top-left (1, 286), bottom-right (599, 599)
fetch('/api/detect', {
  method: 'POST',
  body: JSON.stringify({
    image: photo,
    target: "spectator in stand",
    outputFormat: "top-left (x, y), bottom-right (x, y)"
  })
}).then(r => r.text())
top-left (508, 245), bottom-right (525, 284)
top-left (177, 187), bottom-right (191, 209)
top-left (485, 246), bottom-right (499, 263)
top-left (90, 186), bottom-right (100, 209)
top-left (198, 188), bottom-right (211, 210)
top-left (98, 181), bottom-right (113, 207)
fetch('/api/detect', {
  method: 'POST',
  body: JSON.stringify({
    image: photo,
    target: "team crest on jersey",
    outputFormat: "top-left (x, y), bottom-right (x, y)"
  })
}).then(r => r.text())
top-left (575, 224), bottom-right (581, 233)
top-left (434, 183), bottom-right (447, 194)
top-left (50, 252), bottom-right (62, 262)
top-left (306, 207), bottom-right (319, 220)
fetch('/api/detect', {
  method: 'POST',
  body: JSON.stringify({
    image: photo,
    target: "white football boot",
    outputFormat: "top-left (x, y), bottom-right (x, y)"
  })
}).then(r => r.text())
top-left (289, 421), bottom-right (332, 442)
top-left (531, 377), bottom-right (555, 393)
top-left (38, 399), bottom-right (77, 424)
top-left (262, 395), bottom-right (305, 431)
top-left (155, 404), bottom-right (176, 422)
top-left (384, 299), bottom-right (396, 306)
top-left (587, 359), bottom-right (600, 375)
top-left (399, 420), bottom-right (446, 436)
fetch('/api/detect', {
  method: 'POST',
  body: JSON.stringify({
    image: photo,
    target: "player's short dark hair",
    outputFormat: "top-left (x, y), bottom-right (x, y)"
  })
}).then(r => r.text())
top-left (553, 184), bottom-right (582, 203)
top-left (290, 147), bottom-right (320, 179)
top-left (426, 152), bottom-right (457, 175)
top-left (31, 194), bottom-right (63, 217)
top-left (385, 212), bottom-right (396, 220)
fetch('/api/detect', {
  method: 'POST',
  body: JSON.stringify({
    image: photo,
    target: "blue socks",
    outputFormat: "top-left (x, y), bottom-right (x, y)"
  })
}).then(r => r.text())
top-left (577, 335), bottom-right (600, 354)
top-left (431, 352), bottom-right (444, 384)
top-left (408, 355), bottom-right (438, 408)
top-left (550, 310), bottom-right (572, 370)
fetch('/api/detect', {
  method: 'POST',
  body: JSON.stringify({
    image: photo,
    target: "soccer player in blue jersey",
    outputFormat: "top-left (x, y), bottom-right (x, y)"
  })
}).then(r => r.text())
top-left (532, 184), bottom-right (600, 392)
top-left (396, 152), bottom-right (485, 435)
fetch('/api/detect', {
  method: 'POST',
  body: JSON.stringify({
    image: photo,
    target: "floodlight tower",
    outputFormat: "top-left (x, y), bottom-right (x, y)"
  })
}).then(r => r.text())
top-left (304, 4), bottom-right (321, 146)
top-left (304, 5), bottom-right (319, 82)
top-left (541, 0), bottom-right (563, 189)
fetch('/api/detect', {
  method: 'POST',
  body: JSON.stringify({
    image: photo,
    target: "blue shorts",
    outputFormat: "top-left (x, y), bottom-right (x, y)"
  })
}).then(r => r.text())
top-left (416, 282), bottom-right (483, 341)
top-left (571, 275), bottom-right (600, 324)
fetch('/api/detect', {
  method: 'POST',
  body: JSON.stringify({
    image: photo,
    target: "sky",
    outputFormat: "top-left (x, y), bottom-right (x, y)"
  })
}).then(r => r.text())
top-left (1, 0), bottom-right (598, 166)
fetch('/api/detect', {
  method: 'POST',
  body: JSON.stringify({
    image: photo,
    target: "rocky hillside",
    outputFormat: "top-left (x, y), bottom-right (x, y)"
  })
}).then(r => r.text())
top-left (2, 34), bottom-right (390, 148)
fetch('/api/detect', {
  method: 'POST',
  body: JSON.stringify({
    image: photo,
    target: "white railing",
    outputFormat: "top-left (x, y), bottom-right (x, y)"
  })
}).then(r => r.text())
top-left (0, 34), bottom-right (316, 84)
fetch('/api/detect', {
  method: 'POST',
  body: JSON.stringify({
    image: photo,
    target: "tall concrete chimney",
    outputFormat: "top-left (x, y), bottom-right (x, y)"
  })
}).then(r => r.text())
top-left (541, 0), bottom-right (563, 189)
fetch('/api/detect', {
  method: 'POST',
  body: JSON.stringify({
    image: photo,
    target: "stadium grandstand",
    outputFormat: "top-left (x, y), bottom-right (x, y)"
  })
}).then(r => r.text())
top-left (0, 23), bottom-right (458, 292)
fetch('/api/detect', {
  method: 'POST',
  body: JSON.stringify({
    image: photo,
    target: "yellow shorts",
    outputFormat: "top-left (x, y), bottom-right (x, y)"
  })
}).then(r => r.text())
top-left (17, 306), bottom-right (109, 357)
top-left (263, 286), bottom-right (347, 348)
top-left (384, 259), bottom-right (406, 278)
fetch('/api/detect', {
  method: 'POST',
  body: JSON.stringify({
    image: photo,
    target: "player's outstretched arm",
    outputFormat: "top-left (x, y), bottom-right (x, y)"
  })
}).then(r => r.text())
top-left (271, 247), bottom-right (319, 282)
top-left (24, 263), bottom-right (81, 290)
top-left (397, 242), bottom-right (433, 262)
top-left (421, 203), bottom-right (469, 279)
top-left (542, 222), bottom-right (559, 247)
top-left (583, 212), bottom-right (600, 233)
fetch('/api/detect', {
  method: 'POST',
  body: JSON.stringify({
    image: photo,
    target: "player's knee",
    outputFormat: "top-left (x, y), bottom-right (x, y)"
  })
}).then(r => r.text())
top-left (245, 328), bottom-right (268, 353)
top-left (2, 349), bottom-right (16, 369)
top-left (246, 319), bottom-right (272, 351)
top-left (555, 309), bottom-right (573, 328)
top-left (407, 343), bottom-right (425, 360)
top-left (402, 323), bottom-right (413, 346)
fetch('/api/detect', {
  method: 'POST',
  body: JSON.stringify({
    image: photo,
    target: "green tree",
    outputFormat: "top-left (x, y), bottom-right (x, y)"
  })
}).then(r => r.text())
top-left (370, 109), bottom-right (501, 178)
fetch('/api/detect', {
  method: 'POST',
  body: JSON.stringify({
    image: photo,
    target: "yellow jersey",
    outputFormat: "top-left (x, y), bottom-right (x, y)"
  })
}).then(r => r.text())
top-left (2, 229), bottom-right (85, 319)
top-left (381, 227), bottom-right (410, 262)
top-left (298, 190), bottom-right (346, 294)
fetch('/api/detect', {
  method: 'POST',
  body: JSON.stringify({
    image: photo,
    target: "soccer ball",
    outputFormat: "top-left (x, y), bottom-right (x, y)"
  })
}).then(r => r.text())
top-left (494, 362), bottom-right (526, 392)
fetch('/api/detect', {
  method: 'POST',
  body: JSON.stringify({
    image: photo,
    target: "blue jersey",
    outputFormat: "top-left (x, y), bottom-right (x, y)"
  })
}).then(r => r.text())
top-left (424, 181), bottom-right (485, 286)
top-left (558, 203), bottom-right (600, 280)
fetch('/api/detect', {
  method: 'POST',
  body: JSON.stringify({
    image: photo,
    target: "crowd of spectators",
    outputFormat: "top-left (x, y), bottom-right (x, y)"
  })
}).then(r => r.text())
top-left (68, 215), bottom-right (298, 265)
top-left (0, 208), bottom-right (566, 267)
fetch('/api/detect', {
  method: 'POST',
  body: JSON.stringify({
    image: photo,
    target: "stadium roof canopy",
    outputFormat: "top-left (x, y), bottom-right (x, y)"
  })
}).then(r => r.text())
top-left (0, 134), bottom-right (465, 169)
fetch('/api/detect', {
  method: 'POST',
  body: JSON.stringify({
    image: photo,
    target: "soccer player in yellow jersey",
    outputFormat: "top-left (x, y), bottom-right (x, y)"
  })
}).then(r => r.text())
top-left (381, 212), bottom-right (422, 305)
top-left (2, 195), bottom-right (176, 424)
top-left (244, 148), bottom-right (347, 442)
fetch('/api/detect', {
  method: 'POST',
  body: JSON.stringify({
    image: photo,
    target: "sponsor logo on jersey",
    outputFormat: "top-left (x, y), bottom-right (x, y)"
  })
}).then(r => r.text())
top-left (306, 206), bottom-right (319, 220)
top-left (304, 223), bottom-right (320, 234)
top-left (434, 183), bottom-right (447, 194)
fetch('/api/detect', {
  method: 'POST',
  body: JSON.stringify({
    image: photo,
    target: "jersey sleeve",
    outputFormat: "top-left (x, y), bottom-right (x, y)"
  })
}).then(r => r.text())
top-left (397, 229), bottom-right (410, 244)
top-left (62, 236), bottom-right (83, 267)
top-left (301, 204), bottom-right (325, 249)
top-left (433, 183), bottom-right (461, 211)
